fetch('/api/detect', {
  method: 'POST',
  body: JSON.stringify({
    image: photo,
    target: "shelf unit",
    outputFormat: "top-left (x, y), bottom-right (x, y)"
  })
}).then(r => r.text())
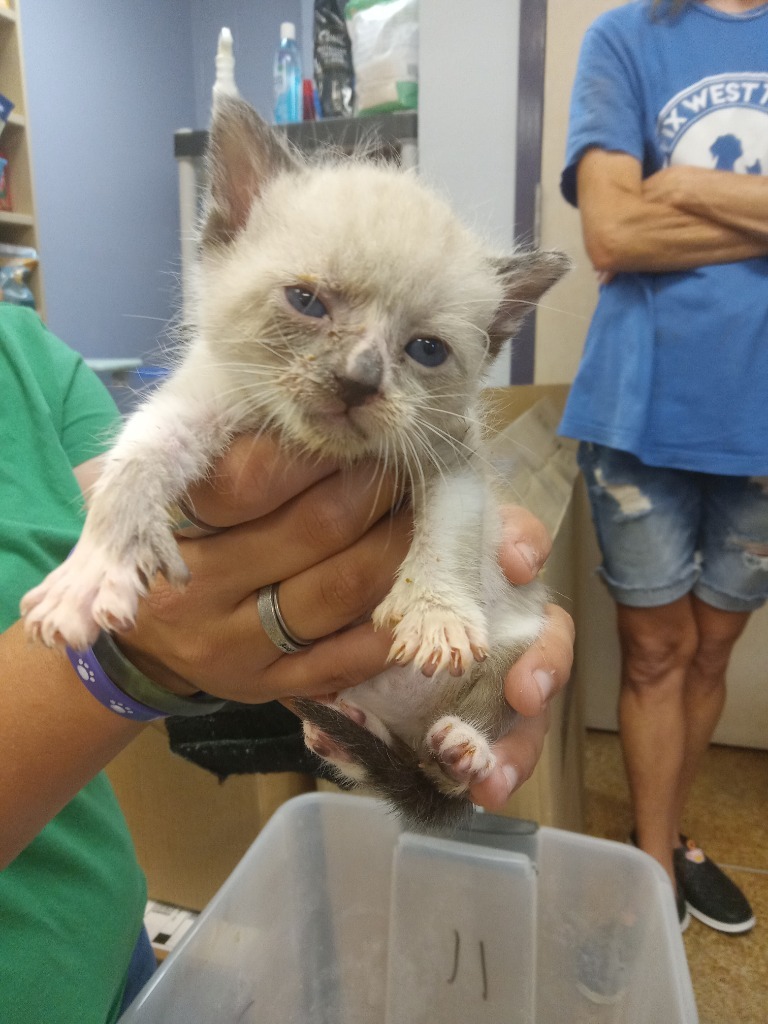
top-left (0, 0), bottom-right (44, 312)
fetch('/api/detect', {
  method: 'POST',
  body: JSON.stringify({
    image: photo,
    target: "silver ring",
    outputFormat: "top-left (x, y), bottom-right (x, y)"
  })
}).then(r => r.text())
top-left (256, 583), bottom-right (313, 655)
top-left (168, 498), bottom-right (226, 538)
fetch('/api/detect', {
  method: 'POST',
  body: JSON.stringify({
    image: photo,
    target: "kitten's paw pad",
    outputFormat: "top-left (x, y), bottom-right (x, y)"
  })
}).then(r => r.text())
top-left (337, 700), bottom-right (394, 746)
top-left (385, 605), bottom-right (488, 678)
top-left (303, 721), bottom-right (350, 763)
top-left (427, 716), bottom-right (496, 787)
top-left (337, 699), bottom-right (367, 727)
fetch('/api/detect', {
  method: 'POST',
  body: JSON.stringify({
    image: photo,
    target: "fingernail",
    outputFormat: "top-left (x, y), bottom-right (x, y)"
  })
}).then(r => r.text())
top-left (502, 764), bottom-right (519, 794)
top-left (515, 542), bottom-right (540, 574)
top-left (533, 668), bottom-right (556, 703)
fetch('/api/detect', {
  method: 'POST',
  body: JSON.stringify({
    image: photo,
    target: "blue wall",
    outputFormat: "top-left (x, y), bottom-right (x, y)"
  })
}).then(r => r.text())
top-left (20, 1), bottom-right (308, 362)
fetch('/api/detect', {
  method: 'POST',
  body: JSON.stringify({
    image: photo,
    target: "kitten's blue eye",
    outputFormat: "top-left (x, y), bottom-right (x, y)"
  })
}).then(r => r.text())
top-left (285, 286), bottom-right (328, 319)
top-left (405, 337), bottom-right (449, 367)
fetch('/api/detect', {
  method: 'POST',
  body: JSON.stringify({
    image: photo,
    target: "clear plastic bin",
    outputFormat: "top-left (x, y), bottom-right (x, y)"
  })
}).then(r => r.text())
top-left (122, 793), bottom-right (697, 1024)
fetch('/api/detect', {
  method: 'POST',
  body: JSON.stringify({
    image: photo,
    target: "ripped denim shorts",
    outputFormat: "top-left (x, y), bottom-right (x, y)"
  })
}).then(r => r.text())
top-left (577, 442), bottom-right (768, 612)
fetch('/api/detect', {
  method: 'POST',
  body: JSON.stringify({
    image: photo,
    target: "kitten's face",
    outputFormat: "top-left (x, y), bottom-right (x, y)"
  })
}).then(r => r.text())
top-left (196, 98), bottom-right (569, 464)
top-left (200, 163), bottom-right (503, 462)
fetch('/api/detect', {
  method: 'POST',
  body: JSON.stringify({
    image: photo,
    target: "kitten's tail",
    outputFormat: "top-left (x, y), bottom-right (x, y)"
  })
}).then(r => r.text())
top-left (292, 698), bottom-right (473, 833)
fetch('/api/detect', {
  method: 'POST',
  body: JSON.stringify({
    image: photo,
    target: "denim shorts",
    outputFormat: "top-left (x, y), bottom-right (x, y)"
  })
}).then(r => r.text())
top-left (577, 443), bottom-right (768, 613)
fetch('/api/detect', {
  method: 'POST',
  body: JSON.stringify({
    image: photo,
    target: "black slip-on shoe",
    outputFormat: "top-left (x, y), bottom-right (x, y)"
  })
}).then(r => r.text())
top-left (675, 836), bottom-right (755, 935)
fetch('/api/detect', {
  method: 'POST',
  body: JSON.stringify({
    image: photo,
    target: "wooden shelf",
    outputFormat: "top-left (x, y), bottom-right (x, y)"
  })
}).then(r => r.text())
top-left (0, 1), bottom-right (44, 313)
top-left (0, 210), bottom-right (33, 226)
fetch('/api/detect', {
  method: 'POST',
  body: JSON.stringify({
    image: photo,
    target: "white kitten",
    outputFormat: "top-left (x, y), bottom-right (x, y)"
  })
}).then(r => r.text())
top-left (22, 97), bottom-right (568, 830)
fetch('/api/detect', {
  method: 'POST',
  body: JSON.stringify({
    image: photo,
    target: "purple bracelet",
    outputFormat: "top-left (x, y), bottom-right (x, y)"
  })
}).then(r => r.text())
top-left (65, 646), bottom-right (168, 721)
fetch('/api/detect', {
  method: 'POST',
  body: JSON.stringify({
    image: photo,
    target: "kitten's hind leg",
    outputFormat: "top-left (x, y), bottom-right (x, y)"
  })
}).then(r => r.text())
top-left (296, 697), bottom-right (399, 789)
top-left (22, 385), bottom-right (231, 649)
top-left (425, 715), bottom-right (496, 791)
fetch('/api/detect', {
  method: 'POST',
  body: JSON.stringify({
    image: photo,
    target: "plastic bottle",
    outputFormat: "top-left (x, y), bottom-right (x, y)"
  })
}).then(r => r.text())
top-left (273, 22), bottom-right (302, 124)
top-left (213, 27), bottom-right (240, 101)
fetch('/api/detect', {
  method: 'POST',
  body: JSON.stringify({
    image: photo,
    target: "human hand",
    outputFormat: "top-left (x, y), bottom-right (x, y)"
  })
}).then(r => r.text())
top-left (469, 506), bottom-right (575, 810)
top-left (117, 434), bottom-right (410, 701)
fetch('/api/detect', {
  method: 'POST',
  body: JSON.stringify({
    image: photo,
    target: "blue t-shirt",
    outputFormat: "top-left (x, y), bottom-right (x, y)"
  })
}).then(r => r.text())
top-left (559, 0), bottom-right (768, 475)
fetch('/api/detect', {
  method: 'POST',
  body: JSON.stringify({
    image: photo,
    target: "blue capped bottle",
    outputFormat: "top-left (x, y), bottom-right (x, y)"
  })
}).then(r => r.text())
top-left (273, 21), bottom-right (302, 124)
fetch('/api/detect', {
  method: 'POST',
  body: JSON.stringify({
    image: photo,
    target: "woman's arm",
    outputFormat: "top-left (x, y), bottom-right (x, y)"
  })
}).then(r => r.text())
top-left (577, 149), bottom-right (768, 273)
top-left (641, 164), bottom-right (768, 247)
top-left (0, 620), bottom-right (144, 869)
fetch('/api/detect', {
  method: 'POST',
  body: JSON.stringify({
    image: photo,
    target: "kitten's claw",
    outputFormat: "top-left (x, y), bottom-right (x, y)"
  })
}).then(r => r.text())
top-left (21, 531), bottom-right (189, 651)
top-left (427, 716), bottom-right (496, 787)
top-left (378, 602), bottom-right (488, 679)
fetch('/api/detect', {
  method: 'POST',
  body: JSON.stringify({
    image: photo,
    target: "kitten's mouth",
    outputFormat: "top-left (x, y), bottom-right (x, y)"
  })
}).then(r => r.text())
top-left (305, 401), bottom-right (373, 442)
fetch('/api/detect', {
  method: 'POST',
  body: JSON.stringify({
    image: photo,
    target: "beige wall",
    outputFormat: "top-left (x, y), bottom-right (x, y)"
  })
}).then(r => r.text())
top-left (534, 0), bottom-right (615, 385)
top-left (533, 0), bottom-right (768, 749)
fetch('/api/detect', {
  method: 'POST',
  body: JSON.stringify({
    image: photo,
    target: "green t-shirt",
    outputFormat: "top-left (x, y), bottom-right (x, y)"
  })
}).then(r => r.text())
top-left (0, 306), bottom-right (147, 1024)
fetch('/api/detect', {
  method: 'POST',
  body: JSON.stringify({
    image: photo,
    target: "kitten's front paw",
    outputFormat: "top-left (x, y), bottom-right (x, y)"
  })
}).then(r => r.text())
top-left (374, 594), bottom-right (488, 678)
top-left (21, 532), bottom-right (189, 650)
top-left (22, 548), bottom-right (137, 650)
top-left (427, 715), bottom-right (496, 788)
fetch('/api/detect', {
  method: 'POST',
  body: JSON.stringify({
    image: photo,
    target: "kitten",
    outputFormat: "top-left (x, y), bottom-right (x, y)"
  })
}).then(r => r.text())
top-left (21, 96), bottom-right (568, 831)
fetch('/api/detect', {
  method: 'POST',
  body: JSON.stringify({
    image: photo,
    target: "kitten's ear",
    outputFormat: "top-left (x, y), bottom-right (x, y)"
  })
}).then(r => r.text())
top-left (201, 95), bottom-right (300, 251)
top-left (486, 250), bottom-right (571, 356)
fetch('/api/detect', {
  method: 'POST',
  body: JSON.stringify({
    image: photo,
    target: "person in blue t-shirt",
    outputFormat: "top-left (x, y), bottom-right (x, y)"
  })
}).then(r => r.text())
top-left (560, 0), bottom-right (768, 934)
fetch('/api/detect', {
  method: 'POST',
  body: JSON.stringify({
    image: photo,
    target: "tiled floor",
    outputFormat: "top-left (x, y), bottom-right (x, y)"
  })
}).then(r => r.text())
top-left (584, 730), bottom-right (768, 1024)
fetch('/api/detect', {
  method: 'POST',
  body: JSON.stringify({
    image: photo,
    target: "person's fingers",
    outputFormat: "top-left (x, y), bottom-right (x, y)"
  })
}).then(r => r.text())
top-left (123, 488), bottom-right (409, 697)
top-left (469, 708), bottom-right (551, 810)
top-left (183, 434), bottom-right (337, 527)
top-left (270, 622), bottom-right (395, 700)
top-left (467, 602), bottom-right (574, 810)
top-left (176, 464), bottom-right (401, 601)
top-left (276, 510), bottom-right (411, 641)
top-left (498, 505), bottom-right (553, 585)
top-left (503, 603), bottom-right (574, 717)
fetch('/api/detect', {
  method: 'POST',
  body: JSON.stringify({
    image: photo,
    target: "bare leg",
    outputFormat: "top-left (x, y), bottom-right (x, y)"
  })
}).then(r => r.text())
top-left (673, 596), bottom-right (750, 830)
top-left (618, 595), bottom-right (750, 884)
top-left (616, 597), bottom-right (698, 885)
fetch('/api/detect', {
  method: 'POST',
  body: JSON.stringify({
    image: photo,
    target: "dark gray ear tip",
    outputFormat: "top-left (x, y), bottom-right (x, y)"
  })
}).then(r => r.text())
top-left (522, 247), bottom-right (572, 274)
top-left (490, 248), bottom-right (572, 279)
top-left (540, 249), bottom-right (573, 283)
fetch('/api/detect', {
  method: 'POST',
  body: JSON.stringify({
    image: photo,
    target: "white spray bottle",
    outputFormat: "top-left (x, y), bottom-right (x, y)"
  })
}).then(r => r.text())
top-left (213, 27), bottom-right (239, 101)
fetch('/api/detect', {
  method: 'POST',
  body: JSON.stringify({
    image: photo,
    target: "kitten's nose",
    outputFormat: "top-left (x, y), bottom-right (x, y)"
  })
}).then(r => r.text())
top-left (334, 350), bottom-right (383, 408)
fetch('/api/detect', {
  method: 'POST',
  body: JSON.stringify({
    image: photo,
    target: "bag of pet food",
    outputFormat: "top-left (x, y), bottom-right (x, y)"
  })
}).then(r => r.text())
top-left (0, 243), bottom-right (38, 308)
top-left (314, 0), bottom-right (355, 118)
top-left (344, 0), bottom-right (418, 116)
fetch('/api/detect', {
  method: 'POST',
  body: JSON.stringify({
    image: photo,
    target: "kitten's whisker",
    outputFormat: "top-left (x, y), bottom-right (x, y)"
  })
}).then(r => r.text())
top-left (407, 425), bottom-right (448, 492)
top-left (415, 403), bottom-right (486, 431)
top-left (416, 420), bottom-right (501, 482)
